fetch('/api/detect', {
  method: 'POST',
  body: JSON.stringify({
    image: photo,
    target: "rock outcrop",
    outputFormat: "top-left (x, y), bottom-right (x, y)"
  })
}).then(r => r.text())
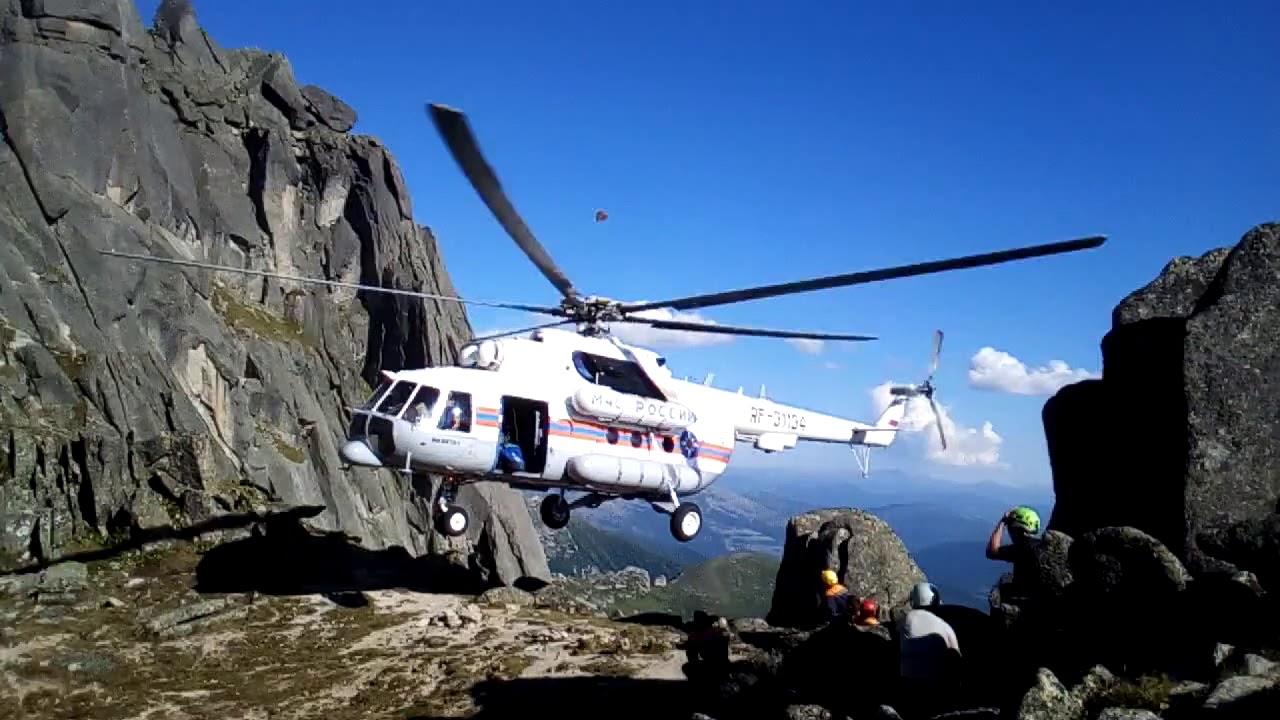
top-left (767, 508), bottom-right (926, 628)
top-left (0, 0), bottom-right (548, 586)
top-left (1043, 222), bottom-right (1280, 587)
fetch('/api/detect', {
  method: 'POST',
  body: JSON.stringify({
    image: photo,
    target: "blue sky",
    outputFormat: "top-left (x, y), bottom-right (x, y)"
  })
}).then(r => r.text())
top-left (140, 0), bottom-right (1278, 490)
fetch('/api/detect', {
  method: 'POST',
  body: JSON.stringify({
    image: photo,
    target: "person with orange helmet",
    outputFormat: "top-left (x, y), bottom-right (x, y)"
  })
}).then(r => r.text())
top-left (820, 569), bottom-right (852, 620)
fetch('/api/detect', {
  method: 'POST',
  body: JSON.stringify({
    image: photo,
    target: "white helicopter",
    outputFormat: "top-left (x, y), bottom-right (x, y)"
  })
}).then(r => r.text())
top-left (100, 104), bottom-right (1107, 543)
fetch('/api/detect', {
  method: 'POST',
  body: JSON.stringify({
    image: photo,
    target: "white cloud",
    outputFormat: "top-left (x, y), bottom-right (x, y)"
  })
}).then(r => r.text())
top-left (967, 347), bottom-right (1099, 396)
top-left (786, 338), bottom-right (825, 354)
top-left (869, 381), bottom-right (1004, 467)
top-left (823, 361), bottom-right (841, 370)
top-left (610, 307), bottom-right (734, 349)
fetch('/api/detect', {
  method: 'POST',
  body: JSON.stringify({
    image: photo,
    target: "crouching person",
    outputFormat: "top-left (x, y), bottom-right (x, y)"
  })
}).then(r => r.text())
top-left (895, 583), bottom-right (963, 717)
top-left (684, 610), bottom-right (731, 679)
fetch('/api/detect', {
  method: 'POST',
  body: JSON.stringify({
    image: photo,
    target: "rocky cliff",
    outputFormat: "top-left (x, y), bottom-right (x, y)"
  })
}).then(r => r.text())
top-left (1042, 222), bottom-right (1280, 588)
top-left (0, 0), bottom-right (548, 585)
top-left (767, 508), bottom-right (926, 628)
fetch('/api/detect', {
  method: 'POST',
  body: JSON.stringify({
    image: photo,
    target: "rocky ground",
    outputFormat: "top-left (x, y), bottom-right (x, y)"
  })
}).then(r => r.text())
top-left (0, 544), bottom-right (719, 720)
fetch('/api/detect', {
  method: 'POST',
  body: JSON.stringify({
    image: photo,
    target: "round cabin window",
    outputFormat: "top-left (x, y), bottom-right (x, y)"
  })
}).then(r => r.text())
top-left (630, 431), bottom-right (643, 448)
top-left (662, 436), bottom-right (675, 453)
top-left (606, 428), bottom-right (619, 444)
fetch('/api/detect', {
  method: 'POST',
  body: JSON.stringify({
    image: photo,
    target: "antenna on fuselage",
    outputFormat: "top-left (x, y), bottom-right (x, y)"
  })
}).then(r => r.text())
top-left (759, 385), bottom-right (766, 398)
top-left (702, 373), bottom-right (715, 386)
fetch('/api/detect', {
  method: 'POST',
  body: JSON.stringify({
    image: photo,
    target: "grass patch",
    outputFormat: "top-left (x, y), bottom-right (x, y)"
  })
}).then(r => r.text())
top-left (48, 348), bottom-right (87, 382)
top-left (1085, 674), bottom-right (1176, 715)
top-left (271, 435), bottom-right (306, 464)
top-left (211, 285), bottom-right (310, 346)
top-left (579, 657), bottom-right (638, 677)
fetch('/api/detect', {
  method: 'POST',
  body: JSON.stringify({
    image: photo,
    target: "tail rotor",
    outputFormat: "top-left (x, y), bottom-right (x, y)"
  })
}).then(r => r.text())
top-left (888, 330), bottom-right (948, 450)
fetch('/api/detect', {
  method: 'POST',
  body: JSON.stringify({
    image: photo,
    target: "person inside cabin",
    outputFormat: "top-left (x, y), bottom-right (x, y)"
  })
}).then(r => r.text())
top-left (402, 386), bottom-right (438, 425)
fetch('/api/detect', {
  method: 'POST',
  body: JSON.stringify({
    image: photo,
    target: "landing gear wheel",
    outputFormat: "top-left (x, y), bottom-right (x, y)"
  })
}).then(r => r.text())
top-left (435, 505), bottom-right (469, 537)
top-left (670, 502), bottom-right (702, 542)
top-left (540, 494), bottom-right (571, 530)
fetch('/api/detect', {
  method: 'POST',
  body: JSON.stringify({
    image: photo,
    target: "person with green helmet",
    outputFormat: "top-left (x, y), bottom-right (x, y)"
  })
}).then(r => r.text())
top-left (985, 505), bottom-right (1042, 565)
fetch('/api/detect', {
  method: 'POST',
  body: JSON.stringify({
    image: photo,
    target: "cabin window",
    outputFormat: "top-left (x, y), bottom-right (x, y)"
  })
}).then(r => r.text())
top-left (402, 385), bottom-right (441, 424)
top-left (571, 351), bottom-right (665, 399)
top-left (630, 431), bottom-right (643, 448)
top-left (662, 436), bottom-right (675, 453)
top-left (438, 391), bottom-right (473, 432)
top-left (375, 380), bottom-right (416, 417)
top-left (606, 428), bottom-right (619, 444)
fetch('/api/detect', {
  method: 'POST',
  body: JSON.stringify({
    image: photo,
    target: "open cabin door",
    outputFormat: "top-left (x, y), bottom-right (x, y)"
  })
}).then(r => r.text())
top-left (496, 396), bottom-right (549, 475)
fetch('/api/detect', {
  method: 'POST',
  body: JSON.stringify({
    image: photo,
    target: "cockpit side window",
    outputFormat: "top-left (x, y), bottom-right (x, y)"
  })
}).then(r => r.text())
top-left (438, 391), bottom-right (473, 432)
top-left (375, 380), bottom-right (416, 417)
top-left (402, 385), bottom-right (441, 423)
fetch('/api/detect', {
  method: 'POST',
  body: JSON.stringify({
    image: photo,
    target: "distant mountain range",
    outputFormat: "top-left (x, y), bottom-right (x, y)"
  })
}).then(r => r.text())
top-left (537, 466), bottom-right (1054, 611)
top-left (609, 552), bottom-right (781, 620)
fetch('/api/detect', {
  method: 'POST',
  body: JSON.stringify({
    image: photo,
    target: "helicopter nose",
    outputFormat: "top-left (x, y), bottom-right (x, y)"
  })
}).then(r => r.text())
top-left (340, 439), bottom-right (383, 467)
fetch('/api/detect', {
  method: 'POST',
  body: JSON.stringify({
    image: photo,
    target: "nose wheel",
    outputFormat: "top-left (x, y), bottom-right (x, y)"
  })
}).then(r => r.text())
top-left (432, 477), bottom-right (470, 537)
top-left (434, 505), bottom-right (470, 537)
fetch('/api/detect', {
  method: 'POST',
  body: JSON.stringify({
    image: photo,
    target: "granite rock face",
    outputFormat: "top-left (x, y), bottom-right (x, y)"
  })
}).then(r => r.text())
top-left (766, 508), bottom-right (926, 628)
top-left (1043, 222), bottom-right (1280, 588)
top-left (0, 0), bottom-right (549, 586)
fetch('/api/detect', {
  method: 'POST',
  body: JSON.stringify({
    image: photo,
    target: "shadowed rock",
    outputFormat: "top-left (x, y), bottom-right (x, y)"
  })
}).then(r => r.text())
top-left (1043, 223), bottom-right (1280, 588)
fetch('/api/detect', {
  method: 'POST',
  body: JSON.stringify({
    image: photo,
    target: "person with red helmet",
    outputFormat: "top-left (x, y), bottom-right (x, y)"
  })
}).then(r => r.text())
top-left (854, 598), bottom-right (881, 627)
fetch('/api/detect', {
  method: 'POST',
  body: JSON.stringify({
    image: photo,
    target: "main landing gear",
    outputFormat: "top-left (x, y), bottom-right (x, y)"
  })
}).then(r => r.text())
top-left (539, 486), bottom-right (703, 543)
top-left (432, 476), bottom-right (470, 537)
top-left (669, 501), bottom-right (703, 543)
top-left (657, 481), bottom-right (703, 543)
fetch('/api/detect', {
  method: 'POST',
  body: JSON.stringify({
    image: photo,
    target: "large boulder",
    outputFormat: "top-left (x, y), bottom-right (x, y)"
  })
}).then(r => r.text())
top-left (1043, 222), bottom-right (1280, 587)
top-left (0, 0), bottom-right (548, 587)
top-left (767, 508), bottom-right (926, 628)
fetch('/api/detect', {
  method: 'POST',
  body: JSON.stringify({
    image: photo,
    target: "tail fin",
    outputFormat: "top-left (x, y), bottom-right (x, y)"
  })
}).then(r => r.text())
top-left (861, 396), bottom-right (908, 448)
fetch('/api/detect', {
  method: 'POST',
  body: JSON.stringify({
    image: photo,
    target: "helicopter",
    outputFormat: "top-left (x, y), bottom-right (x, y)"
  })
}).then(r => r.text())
top-left (99, 103), bottom-right (1107, 543)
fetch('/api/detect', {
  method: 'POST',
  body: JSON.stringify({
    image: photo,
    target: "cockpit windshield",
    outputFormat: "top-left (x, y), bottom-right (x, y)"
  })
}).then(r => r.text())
top-left (374, 380), bottom-right (416, 417)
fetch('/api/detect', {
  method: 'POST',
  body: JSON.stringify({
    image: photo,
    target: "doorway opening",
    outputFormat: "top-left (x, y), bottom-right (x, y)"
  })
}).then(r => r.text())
top-left (499, 396), bottom-right (549, 474)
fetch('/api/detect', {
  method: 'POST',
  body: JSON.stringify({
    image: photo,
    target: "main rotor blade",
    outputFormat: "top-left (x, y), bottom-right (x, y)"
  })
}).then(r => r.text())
top-left (427, 104), bottom-right (579, 300)
top-left (627, 317), bottom-right (876, 342)
top-left (470, 320), bottom-right (573, 342)
top-left (619, 236), bottom-right (1107, 315)
top-left (98, 250), bottom-right (570, 318)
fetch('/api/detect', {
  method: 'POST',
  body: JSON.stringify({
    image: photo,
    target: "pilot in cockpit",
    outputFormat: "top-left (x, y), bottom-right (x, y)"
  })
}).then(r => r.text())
top-left (406, 399), bottom-right (431, 425)
top-left (403, 386), bottom-right (437, 426)
top-left (443, 403), bottom-right (462, 430)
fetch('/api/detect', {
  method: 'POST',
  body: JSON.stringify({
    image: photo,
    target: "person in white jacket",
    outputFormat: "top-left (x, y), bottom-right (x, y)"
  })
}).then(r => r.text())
top-left (896, 582), bottom-right (963, 716)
